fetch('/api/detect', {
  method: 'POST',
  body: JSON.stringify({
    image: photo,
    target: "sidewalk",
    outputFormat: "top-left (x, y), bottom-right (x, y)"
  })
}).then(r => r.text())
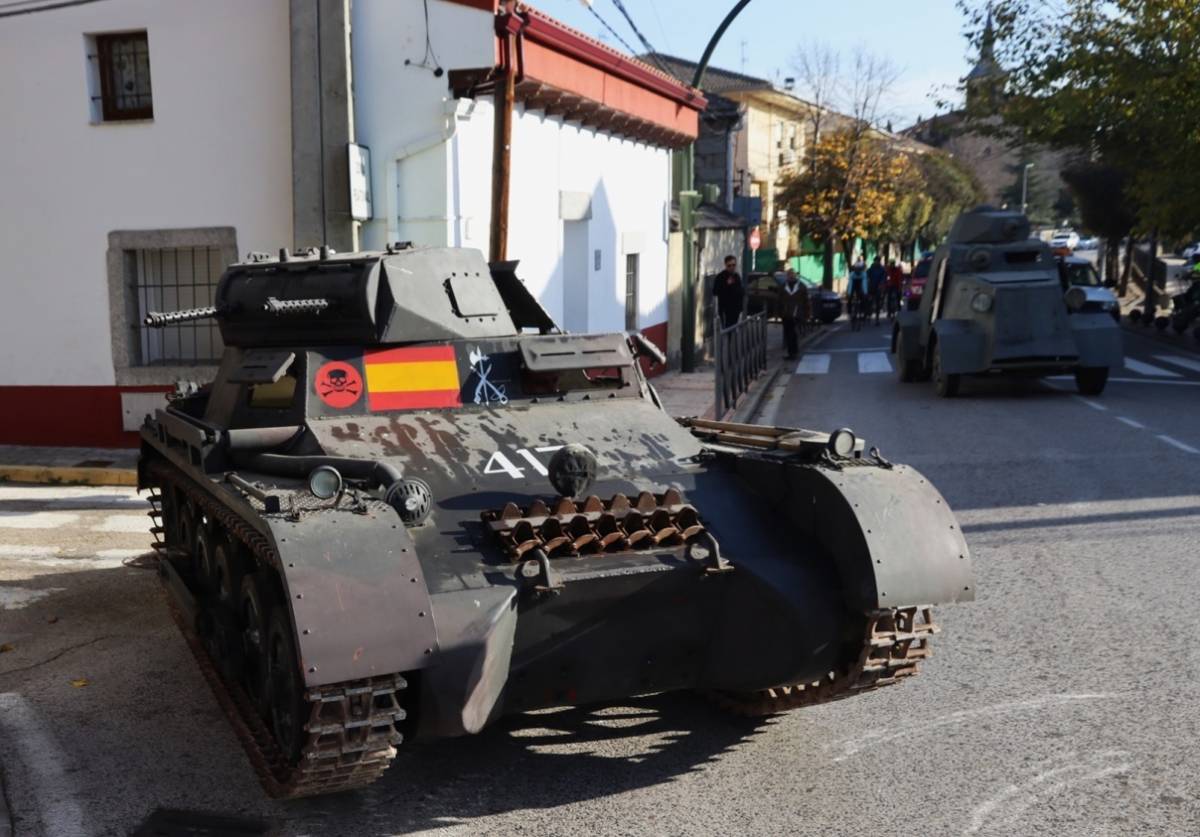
top-left (0, 444), bottom-right (138, 487)
top-left (655, 321), bottom-right (827, 422)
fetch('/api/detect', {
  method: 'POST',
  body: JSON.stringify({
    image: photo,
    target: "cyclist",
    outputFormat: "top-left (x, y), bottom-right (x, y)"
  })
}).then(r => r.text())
top-left (885, 259), bottom-right (904, 320)
top-left (867, 257), bottom-right (887, 325)
top-left (847, 260), bottom-right (868, 330)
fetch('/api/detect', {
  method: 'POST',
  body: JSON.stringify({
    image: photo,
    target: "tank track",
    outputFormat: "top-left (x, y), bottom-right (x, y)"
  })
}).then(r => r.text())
top-left (146, 459), bottom-right (407, 798)
top-left (709, 606), bottom-right (938, 716)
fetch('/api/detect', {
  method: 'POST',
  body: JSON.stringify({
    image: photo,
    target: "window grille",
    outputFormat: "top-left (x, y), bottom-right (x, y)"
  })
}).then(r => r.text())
top-left (128, 247), bottom-right (224, 365)
top-left (94, 32), bottom-right (153, 121)
top-left (624, 253), bottom-right (639, 332)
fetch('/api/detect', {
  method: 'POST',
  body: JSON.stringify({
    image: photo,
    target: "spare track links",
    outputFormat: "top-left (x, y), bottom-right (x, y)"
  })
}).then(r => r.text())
top-left (711, 606), bottom-right (939, 716)
top-left (146, 459), bottom-right (407, 798)
top-left (482, 489), bottom-right (707, 560)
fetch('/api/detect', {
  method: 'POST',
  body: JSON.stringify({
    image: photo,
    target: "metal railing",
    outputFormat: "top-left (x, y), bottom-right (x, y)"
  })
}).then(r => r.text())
top-left (713, 312), bottom-right (768, 418)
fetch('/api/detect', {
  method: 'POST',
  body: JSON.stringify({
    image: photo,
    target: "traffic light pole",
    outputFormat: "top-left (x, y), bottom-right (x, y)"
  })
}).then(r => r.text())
top-left (678, 0), bottom-right (754, 373)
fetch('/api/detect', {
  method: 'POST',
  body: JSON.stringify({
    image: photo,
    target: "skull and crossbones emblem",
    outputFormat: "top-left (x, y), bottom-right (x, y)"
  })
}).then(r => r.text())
top-left (314, 361), bottom-right (363, 408)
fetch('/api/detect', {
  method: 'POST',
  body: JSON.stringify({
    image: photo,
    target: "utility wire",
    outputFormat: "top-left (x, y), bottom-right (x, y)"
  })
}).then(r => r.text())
top-left (584, 3), bottom-right (639, 57)
top-left (608, 0), bottom-right (674, 76)
top-left (0, 0), bottom-right (109, 18)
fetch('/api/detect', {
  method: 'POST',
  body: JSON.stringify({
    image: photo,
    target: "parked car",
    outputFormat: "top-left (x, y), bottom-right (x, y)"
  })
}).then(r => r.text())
top-left (1178, 241), bottom-right (1200, 259)
top-left (904, 253), bottom-right (934, 310)
top-left (811, 287), bottom-right (843, 323)
top-left (744, 271), bottom-right (784, 319)
top-left (1057, 256), bottom-right (1120, 322)
top-left (1050, 229), bottom-right (1080, 251)
top-left (1075, 235), bottom-right (1100, 250)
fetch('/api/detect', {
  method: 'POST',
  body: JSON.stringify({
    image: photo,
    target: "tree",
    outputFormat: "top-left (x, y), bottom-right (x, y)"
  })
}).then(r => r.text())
top-left (961, 0), bottom-right (1200, 237)
top-left (915, 150), bottom-right (985, 248)
top-left (1060, 162), bottom-right (1137, 292)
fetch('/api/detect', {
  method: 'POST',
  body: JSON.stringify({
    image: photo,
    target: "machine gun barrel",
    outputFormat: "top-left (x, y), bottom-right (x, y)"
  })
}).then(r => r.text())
top-left (264, 297), bottom-right (330, 315)
top-left (143, 306), bottom-right (219, 328)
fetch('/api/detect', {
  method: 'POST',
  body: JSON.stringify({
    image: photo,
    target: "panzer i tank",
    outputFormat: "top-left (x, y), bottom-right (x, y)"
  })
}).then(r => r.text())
top-left (138, 243), bottom-right (974, 798)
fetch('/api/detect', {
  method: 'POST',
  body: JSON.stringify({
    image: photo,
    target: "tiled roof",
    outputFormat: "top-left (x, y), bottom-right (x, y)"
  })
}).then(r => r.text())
top-left (640, 52), bottom-right (773, 94)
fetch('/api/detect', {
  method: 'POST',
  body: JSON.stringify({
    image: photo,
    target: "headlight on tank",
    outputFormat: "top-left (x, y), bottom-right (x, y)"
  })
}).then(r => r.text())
top-left (1064, 287), bottom-right (1087, 311)
top-left (970, 291), bottom-right (993, 313)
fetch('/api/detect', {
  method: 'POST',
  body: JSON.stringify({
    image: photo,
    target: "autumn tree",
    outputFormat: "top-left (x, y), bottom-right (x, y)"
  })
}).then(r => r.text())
top-left (916, 150), bottom-right (985, 246)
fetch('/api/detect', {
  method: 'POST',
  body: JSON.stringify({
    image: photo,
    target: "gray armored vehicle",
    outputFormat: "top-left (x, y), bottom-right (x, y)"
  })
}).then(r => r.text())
top-left (138, 243), bottom-right (974, 798)
top-left (892, 207), bottom-right (1124, 396)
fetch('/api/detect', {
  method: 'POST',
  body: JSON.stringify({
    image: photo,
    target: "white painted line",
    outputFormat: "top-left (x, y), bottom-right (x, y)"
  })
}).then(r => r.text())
top-left (1045, 376), bottom-right (1200, 387)
top-left (0, 586), bottom-right (65, 610)
top-left (794, 353), bottom-right (831, 375)
top-left (0, 511), bottom-right (80, 529)
top-left (1157, 435), bottom-right (1200, 454)
top-left (1074, 396), bottom-right (1107, 412)
top-left (7, 555), bottom-right (134, 571)
top-left (90, 514), bottom-right (151, 534)
top-left (1153, 354), bottom-right (1200, 374)
top-left (1115, 416), bottom-right (1146, 429)
top-left (0, 545), bottom-right (61, 558)
top-left (0, 693), bottom-right (87, 834)
top-left (1124, 357), bottom-right (1181, 378)
top-left (857, 351), bottom-right (893, 374)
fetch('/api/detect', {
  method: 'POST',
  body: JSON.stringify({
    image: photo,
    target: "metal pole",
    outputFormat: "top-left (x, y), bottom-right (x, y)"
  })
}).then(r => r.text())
top-left (1020, 162), bottom-right (1034, 217)
top-left (713, 313), bottom-right (722, 417)
top-left (490, 8), bottom-right (517, 263)
top-left (1143, 228), bottom-right (1159, 325)
top-left (679, 0), bottom-right (757, 373)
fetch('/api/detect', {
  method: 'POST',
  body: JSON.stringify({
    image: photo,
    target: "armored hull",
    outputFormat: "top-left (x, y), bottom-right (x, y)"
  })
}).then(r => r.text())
top-left (139, 245), bottom-right (973, 797)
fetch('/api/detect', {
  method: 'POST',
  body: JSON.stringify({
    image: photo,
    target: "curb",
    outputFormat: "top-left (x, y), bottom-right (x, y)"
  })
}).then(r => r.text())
top-left (0, 464), bottom-right (137, 487)
top-left (1120, 318), bottom-right (1200, 353)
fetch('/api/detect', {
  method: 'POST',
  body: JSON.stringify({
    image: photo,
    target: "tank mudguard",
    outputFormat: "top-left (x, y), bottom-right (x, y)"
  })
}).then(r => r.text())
top-left (933, 319), bottom-right (988, 374)
top-left (263, 510), bottom-right (439, 688)
top-left (1069, 313), bottom-right (1124, 368)
top-left (894, 310), bottom-right (923, 358)
top-left (741, 457), bottom-right (975, 610)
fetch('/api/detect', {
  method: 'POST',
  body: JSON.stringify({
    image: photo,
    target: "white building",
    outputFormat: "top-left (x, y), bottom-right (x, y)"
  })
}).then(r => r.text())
top-left (0, 0), bottom-right (702, 447)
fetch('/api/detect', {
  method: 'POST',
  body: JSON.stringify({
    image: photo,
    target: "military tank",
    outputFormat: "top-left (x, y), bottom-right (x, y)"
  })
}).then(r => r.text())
top-left (138, 243), bottom-right (974, 798)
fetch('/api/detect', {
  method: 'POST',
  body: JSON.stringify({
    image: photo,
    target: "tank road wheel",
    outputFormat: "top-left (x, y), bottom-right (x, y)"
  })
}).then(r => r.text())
top-left (895, 330), bottom-right (921, 383)
top-left (1075, 367), bottom-right (1109, 396)
top-left (238, 574), bottom-right (272, 717)
top-left (266, 607), bottom-right (307, 762)
top-left (177, 501), bottom-right (198, 559)
top-left (213, 537), bottom-right (247, 611)
top-left (194, 523), bottom-right (220, 595)
top-left (932, 343), bottom-right (960, 398)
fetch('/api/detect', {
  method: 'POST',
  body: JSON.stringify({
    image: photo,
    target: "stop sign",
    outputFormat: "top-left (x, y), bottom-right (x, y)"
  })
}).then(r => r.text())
top-left (749, 227), bottom-right (761, 251)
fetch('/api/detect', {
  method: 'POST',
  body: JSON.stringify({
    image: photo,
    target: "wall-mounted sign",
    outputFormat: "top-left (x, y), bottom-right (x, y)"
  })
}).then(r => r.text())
top-left (348, 143), bottom-right (372, 221)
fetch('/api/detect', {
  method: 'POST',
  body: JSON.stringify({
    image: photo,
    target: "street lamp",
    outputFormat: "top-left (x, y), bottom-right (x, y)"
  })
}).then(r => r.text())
top-left (1021, 162), bottom-right (1034, 217)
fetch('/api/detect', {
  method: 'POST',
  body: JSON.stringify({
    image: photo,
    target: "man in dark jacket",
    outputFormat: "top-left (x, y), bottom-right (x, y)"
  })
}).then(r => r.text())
top-left (867, 257), bottom-right (887, 325)
top-left (712, 255), bottom-right (744, 329)
top-left (778, 268), bottom-right (808, 359)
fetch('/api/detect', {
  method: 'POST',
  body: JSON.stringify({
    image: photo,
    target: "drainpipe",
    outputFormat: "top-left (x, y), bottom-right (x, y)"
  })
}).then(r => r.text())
top-left (384, 98), bottom-right (475, 245)
top-left (491, 2), bottom-right (523, 263)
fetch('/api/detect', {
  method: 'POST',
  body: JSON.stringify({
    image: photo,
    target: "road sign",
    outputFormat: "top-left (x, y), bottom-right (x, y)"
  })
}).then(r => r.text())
top-left (749, 226), bottom-right (761, 251)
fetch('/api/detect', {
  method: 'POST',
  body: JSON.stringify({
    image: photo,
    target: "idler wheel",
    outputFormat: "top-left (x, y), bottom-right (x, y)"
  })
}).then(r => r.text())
top-left (266, 607), bottom-right (307, 761)
top-left (238, 574), bottom-right (272, 717)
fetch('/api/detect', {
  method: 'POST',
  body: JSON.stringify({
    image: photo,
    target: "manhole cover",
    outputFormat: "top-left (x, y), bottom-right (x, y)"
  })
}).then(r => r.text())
top-left (74, 459), bottom-right (114, 468)
top-left (130, 808), bottom-right (271, 836)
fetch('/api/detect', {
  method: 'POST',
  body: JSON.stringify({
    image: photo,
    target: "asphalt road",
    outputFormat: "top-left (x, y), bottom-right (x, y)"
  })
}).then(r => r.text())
top-left (2, 323), bottom-right (1199, 836)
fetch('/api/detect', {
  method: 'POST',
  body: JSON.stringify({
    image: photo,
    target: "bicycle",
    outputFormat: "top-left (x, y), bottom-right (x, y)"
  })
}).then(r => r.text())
top-left (848, 288), bottom-right (868, 331)
top-left (885, 287), bottom-right (899, 321)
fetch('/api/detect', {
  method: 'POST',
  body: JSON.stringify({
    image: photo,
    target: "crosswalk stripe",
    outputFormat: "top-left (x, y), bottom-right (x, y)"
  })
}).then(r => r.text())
top-left (795, 353), bottom-right (831, 375)
top-left (1153, 354), bottom-right (1200, 375)
top-left (857, 351), bottom-right (893, 374)
top-left (1124, 358), bottom-right (1181, 378)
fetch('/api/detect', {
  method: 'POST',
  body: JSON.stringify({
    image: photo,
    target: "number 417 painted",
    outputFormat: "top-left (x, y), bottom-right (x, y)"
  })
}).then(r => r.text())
top-left (482, 446), bottom-right (564, 480)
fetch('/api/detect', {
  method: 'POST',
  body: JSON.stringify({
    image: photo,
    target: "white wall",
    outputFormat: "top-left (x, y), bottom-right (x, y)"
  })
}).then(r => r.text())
top-left (0, 0), bottom-right (293, 386)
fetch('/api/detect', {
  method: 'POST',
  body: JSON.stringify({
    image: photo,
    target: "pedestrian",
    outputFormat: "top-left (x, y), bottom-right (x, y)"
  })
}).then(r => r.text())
top-left (713, 255), bottom-right (744, 329)
top-left (885, 259), bottom-right (904, 319)
top-left (847, 260), bottom-right (868, 327)
top-left (867, 257), bottom-right (887, 325)
top-left (778, 268), bottom-right (807, 359)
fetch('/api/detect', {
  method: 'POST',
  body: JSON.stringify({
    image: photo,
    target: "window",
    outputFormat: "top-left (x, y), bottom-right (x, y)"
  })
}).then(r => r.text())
top-left (624, 254), bottom-right (639, 331)
top-left (127, 247), bottom-right (225, 365)
top-left (90, 31), bottom-right (153, 122)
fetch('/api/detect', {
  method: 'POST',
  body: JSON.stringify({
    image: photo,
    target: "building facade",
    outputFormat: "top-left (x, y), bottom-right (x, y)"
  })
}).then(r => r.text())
top-left (0, 0), bottom-right (701, 447)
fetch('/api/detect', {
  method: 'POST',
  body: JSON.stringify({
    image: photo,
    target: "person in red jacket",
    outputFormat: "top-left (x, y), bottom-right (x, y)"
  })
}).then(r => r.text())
top-left (885, 260), bottom-right (904, 320)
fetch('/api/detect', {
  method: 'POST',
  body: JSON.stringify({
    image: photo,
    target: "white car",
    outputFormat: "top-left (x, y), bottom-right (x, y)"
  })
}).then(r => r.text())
top-left (1181, 241), bottom-right (1200, 259)
top-left (1050, 229), bottom-right (1080, 250)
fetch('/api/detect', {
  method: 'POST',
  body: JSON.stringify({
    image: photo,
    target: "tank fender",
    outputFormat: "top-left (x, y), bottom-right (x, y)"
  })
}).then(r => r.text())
top-left (1068, 312), bottom-right (1124, 368)
top-left (262, 510), bottom-right (439, 688)
top-left (931, 319), bottom-right (988, 374)
top-left (416, 586), bottom-right (519, 738)
top-left (737, 456), bottom-right (974, 610)
top-left (894, 310), bottom-right (923, 357)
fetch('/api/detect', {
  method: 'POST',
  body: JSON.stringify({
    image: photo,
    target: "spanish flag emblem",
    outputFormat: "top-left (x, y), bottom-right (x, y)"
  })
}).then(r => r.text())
top-left (364, 345), bottom-right (462, 411)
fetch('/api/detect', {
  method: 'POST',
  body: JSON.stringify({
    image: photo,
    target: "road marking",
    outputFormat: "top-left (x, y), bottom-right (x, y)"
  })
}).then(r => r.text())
top-left (1157, 435), bottom-right (1200, 454)
top-left (0, 693), bottom-right (87, 835)
top-left (0, 586), bottom-right (65, 610)
top-left (0, 545), bottom-right (61, 557)
top-left (1115, 416), bottom-right (1146, 429)
top-left (1045, 375), bottom-right (1200, 387)
top-left (1153, 354), bottom-right (1200, 374)
top-left (794, 353), bottom-right (831, 375)
top-left (1073, 396), bottom-right (1107, 412)
top-left (4, 554), bottom-right (135, 571)
top-left (91, 514), bottom-right (151, 534)
top-left (0, 511), bottom-right (80, 529)
top-left (856, 351), bottom-right (893, 374)
top-left (1124, 357), bottom-right (1181, 378)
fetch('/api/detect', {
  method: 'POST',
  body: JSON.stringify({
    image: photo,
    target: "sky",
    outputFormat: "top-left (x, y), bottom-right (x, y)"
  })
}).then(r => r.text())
top-left (538, 0), bottom-right (980, 129)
